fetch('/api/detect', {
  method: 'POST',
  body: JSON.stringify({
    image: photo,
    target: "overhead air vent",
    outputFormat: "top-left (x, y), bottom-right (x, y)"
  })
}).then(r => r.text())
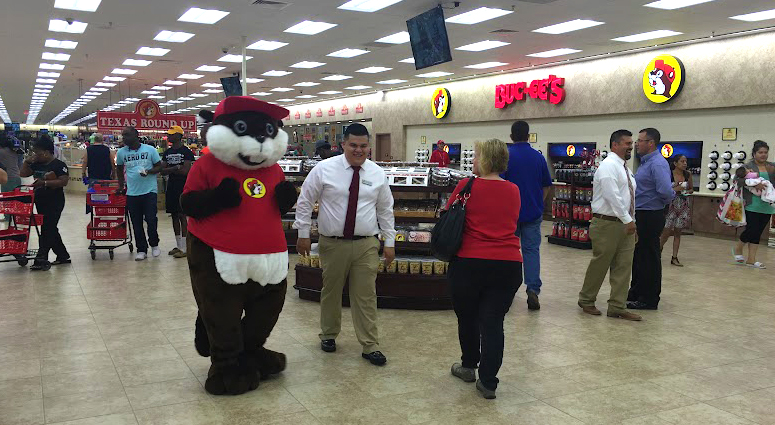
top-left (490, 29), bottom-right (518, 34)
top-left (251, 0), bottom-right (291, 10)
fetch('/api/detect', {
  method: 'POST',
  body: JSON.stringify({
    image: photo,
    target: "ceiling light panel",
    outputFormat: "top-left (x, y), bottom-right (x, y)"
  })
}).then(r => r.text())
top-left (148, 95), bottom-right (165, 99)
top-left (152, 85), bottom-right (172, 90)
top-left (251, 92), bottom-right (271, 96)
top-left (416, 71), bottom-right (453, 78)
top-left (123, 59), bottom-right (152, 66)
top-left (179, 74), bottom-right (204, 79)
top-left (285, 20), bottom-right (338, 35)
top-left (527, 48), bottom-right (582, 57)
top-left (456, 40), bottom-right (510, 51)
top-left (399, 57), bottom-right (415, 64)
top-left (42, 52), bottom-right (70, 61)
top-left (196, 65), bottom-right (226, 72)
top-left (465, 61), bottom-right (508, 69)
top-left (141, 90), bottom-right (159, 94)
top-left (45, 39), bottom-right (78, 49)
top-left (345, 85), bottom-right (372, 90)
top-left (730, 8), bottom-right (775, 21)
top-left (293, 82), bottom-right (320, 87)
top-left (612, 30), bottom-right (683, 42)
top-left (40, 63), bottom-right (65, 70)
top-left (136, 47), bottom-right (170, 56)
top-left (357, 66), bottom-right (392, 73)
top-left (203, 89), bottom-right (223, 93)
top-left (218, 54), bottom-right (252, 62)
top-left (201, 83), bottom-right (221, 87)
top-left (533, 19), bottom-right (605, 34)
top-left (179, 97), bottom-right (194, 101)
top-left (90, 87), bottom-right (109, 91)
top-left (111, 68), bottom-right (137, 75)
top-left (247, 40), bottom-right (288, 50)
top-left (245, 78), bottom-right (264, 83)
top-left (49, 19), bottom-right (87, 33)
top-left (154, 30), bottom-right (194, 43)
top-left (54, 0), bottom-right (102, 12)
top-left (277, 99), bottom-right (295, 102)
top-left (263, 70), bottom-right (292, 77)
top-left (328, 48), bottom-right (369, 58)
top-left (318, 90), bottom-right (343, 95)
top-left (178, 7), bottom-right (230, 24)
top-left (36, 78), bottom-right (57, 84)
top-left (96, 82), bottom-right (116, 86)
top-left (376, 79), bottom-right (407, 84)
top-left (271, 87), bottom-right (294, 92)
top-left (37, 72), bottom-right (60, 77)
top-left (375, 31), bottom-right (409, 44)
top-left (164, 80), bottom-right (186, 85)
top-left (320, 74), bottom-right (352, 81)
top-left (290, 61), bottom-right (326, 68)
top-left (190, 93), bottom-right (208, 97)
top-left (645, 0), bottom-right (716, 10)
top-left (445, 7), bottom-right (512, 25)
top-left (338, 0), bottom-right (403, 13)
top-left (35, 84), bottom-right (55, 89)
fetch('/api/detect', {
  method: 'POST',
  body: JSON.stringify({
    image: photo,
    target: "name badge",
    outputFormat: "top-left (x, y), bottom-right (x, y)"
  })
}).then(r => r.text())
top-left (362, 179), bottom-right (373, 187)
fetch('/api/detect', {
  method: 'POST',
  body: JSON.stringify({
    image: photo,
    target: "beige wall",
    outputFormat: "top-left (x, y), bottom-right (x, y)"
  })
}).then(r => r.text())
top-left (283, 31), bottom-right (775, 166)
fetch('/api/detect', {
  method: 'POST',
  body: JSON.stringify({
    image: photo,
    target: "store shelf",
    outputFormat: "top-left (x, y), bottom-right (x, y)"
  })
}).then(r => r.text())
top-left (547, 235), bottom-right (592, 250)
top-left (294, 264), bottom-right (452, 310)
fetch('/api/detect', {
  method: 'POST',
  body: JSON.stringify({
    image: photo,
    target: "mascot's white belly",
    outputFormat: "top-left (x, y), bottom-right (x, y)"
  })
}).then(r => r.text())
top-left (213, 250), bottom-right (289, 285)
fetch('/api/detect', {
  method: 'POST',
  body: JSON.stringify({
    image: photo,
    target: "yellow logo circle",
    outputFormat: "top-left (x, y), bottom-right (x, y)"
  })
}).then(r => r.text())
top-left (432, 88), bottom-right (450, 119)
top-left (643, 55), bottom-right (685, 104)
top-left (243, 178), bottom-right (266, 198)
top-left (661, 144), bottom-right (674, 158)
top-left (566, 145), bottom-right (576, 157)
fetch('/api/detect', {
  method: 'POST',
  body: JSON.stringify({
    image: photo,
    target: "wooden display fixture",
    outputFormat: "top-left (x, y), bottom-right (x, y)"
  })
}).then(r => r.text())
top-left (294, 265), bottom-right (452, 310)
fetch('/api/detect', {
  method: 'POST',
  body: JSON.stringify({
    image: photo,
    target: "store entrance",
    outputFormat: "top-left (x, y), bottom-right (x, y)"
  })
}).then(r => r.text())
top-left (376, 133), bottom-right (392, 161)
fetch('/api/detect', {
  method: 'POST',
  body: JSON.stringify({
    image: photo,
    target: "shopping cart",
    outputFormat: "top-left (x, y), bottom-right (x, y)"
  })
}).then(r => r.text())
top-left (86, 180), bottom-right (133, 260)
top-left (0, 186), bottom-right (41, 266)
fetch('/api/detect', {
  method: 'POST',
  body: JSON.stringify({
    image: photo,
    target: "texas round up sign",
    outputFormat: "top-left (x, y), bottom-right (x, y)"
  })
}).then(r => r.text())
top-left (97, 99), bottom-right (196, 132)
top-left (643, 55), bottom-right (685, 104)
top-left (432, 87), bottom-right (450, 119)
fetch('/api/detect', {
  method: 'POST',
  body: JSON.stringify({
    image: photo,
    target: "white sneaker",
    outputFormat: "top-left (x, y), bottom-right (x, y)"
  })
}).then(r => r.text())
top-left (135, 252), bottom-right (147, 261)
top-left (151, 246), bottom-right (161, 257)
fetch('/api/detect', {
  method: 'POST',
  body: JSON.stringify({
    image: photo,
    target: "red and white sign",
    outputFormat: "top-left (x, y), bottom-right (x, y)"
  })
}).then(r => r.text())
top-left (304, 110), bottom-right (311, 118)
top-left (495, 75), bottom-right (566, 108)
top-left (355, 103), bottom-right (364, 114)
top-left (341, 105), bottom-right (349, 115)
top-left (97, 99), bottom-right (196, 132)
top-left (294, 111), bottom-right (301, 120)
top-left (316, 108), bottom-right (323, 117)
top-left (328, 106), bottom-right (336, 116)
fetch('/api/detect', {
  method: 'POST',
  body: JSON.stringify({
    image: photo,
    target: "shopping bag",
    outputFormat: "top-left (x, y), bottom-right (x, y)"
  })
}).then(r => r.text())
top-left (717, 183), bottom-right (747, 227)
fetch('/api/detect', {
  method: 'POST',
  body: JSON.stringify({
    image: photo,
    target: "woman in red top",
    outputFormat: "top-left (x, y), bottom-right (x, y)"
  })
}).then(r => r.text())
top-left (444, 138), bottom-right (522, 399)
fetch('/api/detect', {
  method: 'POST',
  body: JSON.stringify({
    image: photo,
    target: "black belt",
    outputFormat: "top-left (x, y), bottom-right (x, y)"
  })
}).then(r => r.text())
top-left (592, 213), bottom-right (619, 222)
top-left (322, 235), bottom-right (377, 241)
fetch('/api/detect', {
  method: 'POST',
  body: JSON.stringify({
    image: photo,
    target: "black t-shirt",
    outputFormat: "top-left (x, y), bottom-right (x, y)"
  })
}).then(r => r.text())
top-left (162, 146), bottom-right (195, 185)
top-left (30, 158), bottom-right (68, 209)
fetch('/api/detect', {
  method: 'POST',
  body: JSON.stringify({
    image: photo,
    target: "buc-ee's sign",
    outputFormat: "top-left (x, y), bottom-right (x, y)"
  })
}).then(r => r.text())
top-left (495, 75), bottom-right (566, 108)
top-left (97, 99), bottom-right (196, 132)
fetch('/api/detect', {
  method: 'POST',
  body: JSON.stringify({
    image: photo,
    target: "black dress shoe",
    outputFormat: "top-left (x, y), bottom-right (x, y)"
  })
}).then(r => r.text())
top-left (362, 351), bottom-right (387, 366)
top-left (627, 301), bottom-right (658, 310)
top-left (51, 258), bottom-right (71, 266)
top-left (30, 261), bottom-right (51, 271)
top-left (526, 289), bottom-right (540, 311)
top-left (320, 339), bottom-right (336, 353)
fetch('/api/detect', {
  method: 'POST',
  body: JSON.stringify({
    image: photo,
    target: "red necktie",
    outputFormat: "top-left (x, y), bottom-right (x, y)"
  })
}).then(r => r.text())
top-left (343, 166), bottom-right (361, 239)
top-left (625, 162), bottom-right (635, 217)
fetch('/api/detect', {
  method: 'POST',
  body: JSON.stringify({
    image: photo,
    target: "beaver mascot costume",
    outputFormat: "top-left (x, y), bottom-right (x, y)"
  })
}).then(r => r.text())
top-left (181, 96), bottom-right (297, 395)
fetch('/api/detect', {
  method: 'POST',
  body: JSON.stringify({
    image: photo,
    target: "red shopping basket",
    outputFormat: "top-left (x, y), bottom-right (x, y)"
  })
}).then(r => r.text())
top-left (0, 229), bottom-right (30, 254)
top-left (93, 206), bottom-right (126, 216)
top-left (0, 192), bottom-right (35, 215)
top-left (87, 220), bottom-right (127, 240)
top-left (13, 214), bottom-right (44, 226)
top-left (86, 180), bottom-right (126, 207)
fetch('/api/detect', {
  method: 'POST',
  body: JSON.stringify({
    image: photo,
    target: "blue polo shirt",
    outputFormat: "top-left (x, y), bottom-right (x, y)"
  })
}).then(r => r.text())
top-left (116, 143), bottom-right (161, 196)
top-left (503, 142), bottom-right (552, 223)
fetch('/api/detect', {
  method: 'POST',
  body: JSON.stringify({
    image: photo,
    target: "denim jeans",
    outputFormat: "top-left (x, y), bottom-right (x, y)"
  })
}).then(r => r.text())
top-left (516, 218), bottom-right (543, 294)
top-left (127, 192), bottom-right (159, 253)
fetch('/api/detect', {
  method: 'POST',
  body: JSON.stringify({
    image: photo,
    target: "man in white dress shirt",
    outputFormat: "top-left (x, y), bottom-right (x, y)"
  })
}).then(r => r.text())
top-left (578, 130), bottom-right (642, 321)
top-left (295, 123), bottom-right (396, 365)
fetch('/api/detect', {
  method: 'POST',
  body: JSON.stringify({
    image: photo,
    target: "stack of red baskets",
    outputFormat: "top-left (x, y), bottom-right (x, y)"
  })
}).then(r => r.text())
top-left (86, 181), bottom-right (127, 240)
top-left (0, 187), bottom-right (39, 255)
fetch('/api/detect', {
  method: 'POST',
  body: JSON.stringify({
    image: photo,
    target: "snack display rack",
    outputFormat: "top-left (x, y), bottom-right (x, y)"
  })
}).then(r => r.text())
top-left (283, 164), bottom-right (463, 310)
top-left (548, 169), bottom-right (594, 250)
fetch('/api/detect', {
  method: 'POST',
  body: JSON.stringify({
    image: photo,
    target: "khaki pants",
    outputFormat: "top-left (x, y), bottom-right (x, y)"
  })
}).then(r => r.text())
top-left (318, 236), bottom-right (380, 353)
top-left (578, 218), bottom-right (636, 314)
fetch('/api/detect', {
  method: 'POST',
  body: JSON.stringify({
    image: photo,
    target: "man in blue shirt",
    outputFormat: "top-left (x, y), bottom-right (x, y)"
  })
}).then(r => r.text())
top-left (627, 128), bottom-right (675, 310)
top-left (503, 121), bottom-right (553, 310)
top-left (116, 126), bottom-right (163, 261)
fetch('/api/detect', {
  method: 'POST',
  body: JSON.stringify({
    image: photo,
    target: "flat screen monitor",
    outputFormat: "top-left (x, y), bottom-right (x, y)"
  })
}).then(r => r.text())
top-left (407, 5), bottom-right (453, 71)
top-left (220, 77), bottom-right (243, 97)
top-left (548, 143), bottom-right (597, 159)
top-left (657, 141), bottom-right (703, 160)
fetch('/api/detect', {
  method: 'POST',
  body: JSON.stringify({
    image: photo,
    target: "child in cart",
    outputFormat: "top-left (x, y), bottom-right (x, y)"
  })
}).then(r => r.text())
top-left (19, 135), bottom-right (70, 270)
top-left (161, 126), bottom-right (195, 258)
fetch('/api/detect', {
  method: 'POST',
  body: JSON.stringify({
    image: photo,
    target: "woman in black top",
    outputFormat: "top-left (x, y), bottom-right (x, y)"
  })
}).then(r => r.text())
top-left (82, 133), bottom-right (115, 182)
top-left (20, 135), bottom-right (70, 270)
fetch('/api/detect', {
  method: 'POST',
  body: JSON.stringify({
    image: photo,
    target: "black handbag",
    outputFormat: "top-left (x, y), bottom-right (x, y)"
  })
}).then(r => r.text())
top-left (431, 177), bottom-right (475, 261)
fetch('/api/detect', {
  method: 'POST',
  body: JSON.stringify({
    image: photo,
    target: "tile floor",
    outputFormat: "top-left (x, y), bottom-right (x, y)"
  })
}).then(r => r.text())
top-left (1, 194), bottom-right (774, 424)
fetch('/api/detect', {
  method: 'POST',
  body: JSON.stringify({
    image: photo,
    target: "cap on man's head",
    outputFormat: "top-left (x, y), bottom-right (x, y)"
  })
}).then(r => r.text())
top-left (437, 140), bottom-right (445, 145)
top-left (167, 126), bottom-right (184, 135)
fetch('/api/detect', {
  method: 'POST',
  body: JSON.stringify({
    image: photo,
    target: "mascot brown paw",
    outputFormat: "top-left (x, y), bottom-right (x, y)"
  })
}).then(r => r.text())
top-left (204, 363), bottom-right (260, 396)
top-left (194, 314), bottom-right (210, 357)
top-left (242, 348), bottom-right (287, 378)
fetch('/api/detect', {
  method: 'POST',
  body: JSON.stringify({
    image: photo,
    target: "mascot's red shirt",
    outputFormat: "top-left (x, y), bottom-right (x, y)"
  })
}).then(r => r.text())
top-left (184, 154), bottom-right (287, 255)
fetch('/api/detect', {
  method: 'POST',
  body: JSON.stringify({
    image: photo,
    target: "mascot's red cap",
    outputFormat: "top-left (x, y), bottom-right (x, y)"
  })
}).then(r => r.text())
top-left (214, 96), bottom-right (290, 121)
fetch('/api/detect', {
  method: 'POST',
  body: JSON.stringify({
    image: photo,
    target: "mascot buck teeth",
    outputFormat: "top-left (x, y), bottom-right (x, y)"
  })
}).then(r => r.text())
top-left (181, 96), bottom-right (298, 395)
